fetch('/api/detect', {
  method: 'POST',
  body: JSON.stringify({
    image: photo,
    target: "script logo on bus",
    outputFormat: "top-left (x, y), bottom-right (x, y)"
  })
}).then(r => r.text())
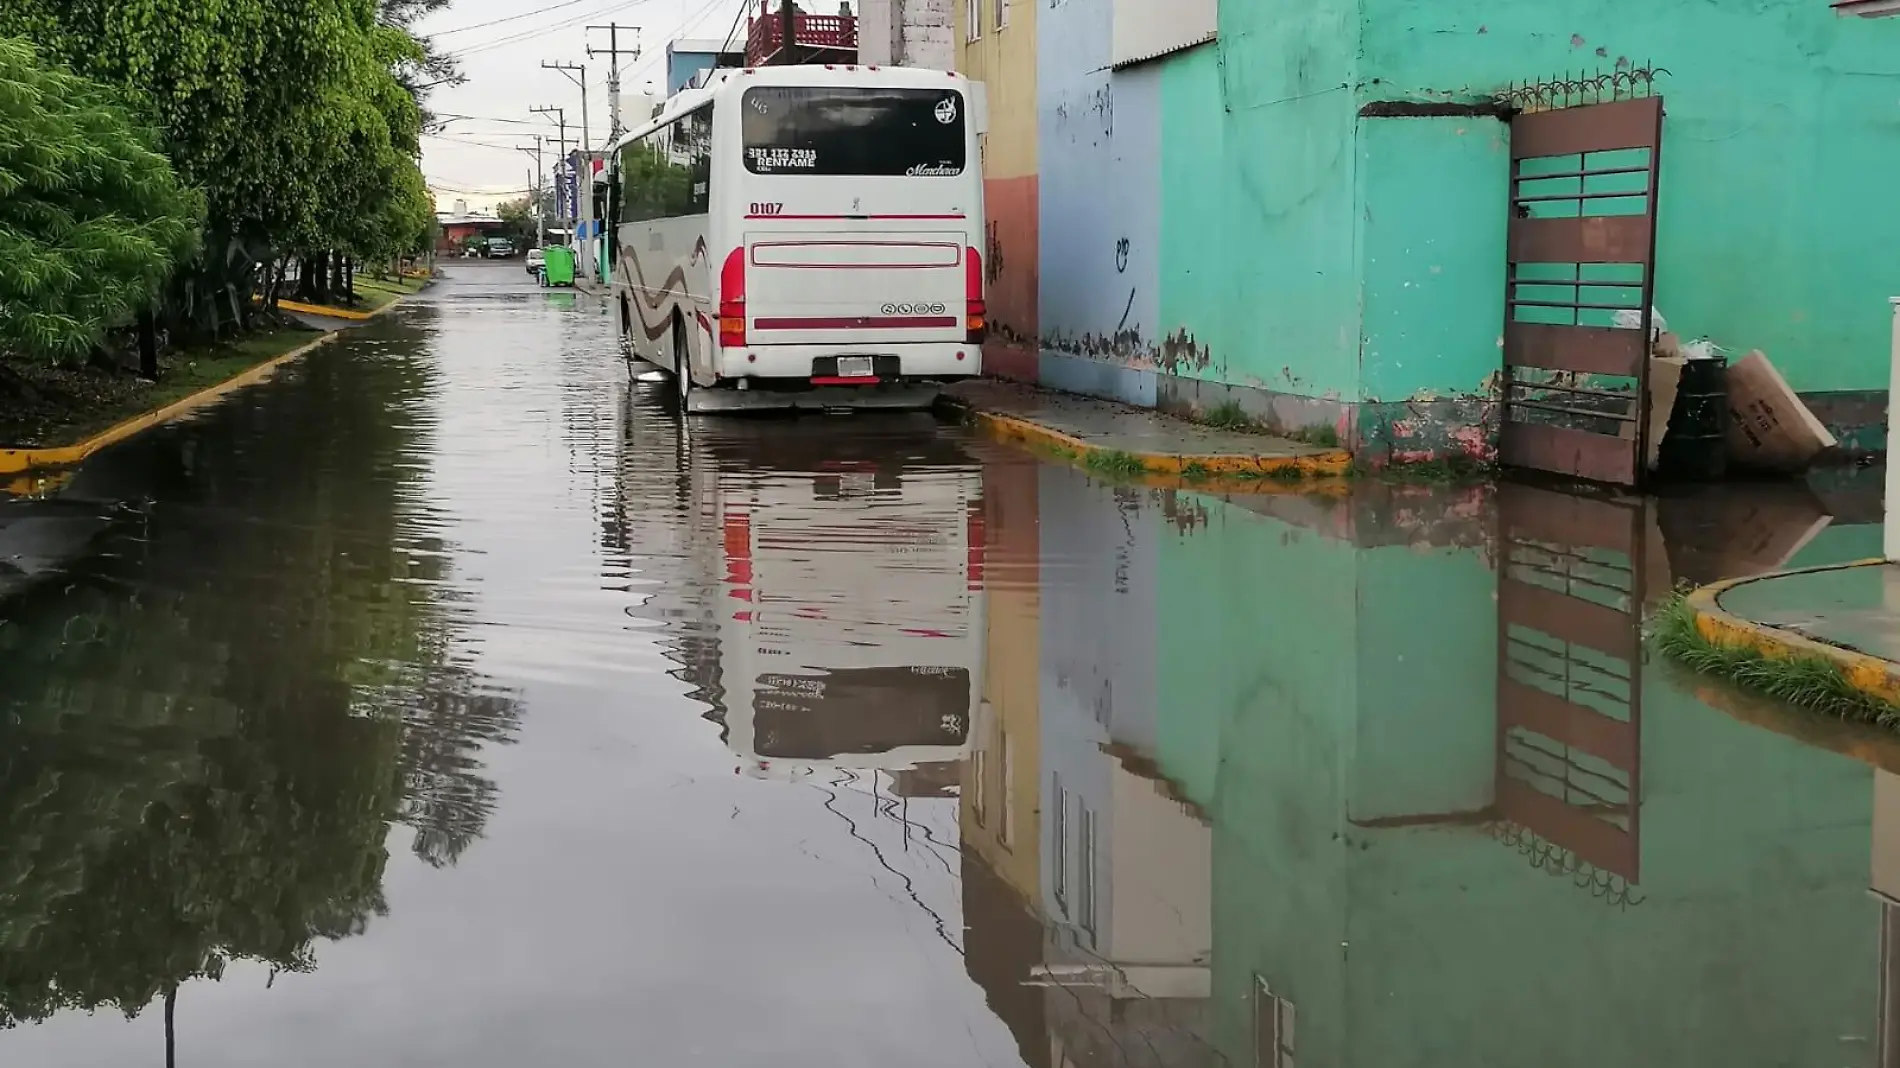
top-left (881, 302), bottom-right (947, 316)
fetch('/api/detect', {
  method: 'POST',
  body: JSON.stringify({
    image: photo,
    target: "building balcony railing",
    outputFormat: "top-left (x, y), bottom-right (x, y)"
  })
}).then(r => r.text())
top-left (746, 2), bottom-right (859, 66)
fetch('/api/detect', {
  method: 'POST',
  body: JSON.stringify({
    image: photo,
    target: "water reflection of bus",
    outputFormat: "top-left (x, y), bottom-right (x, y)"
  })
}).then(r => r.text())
top-left (621, 412), bottom-right (984, 777)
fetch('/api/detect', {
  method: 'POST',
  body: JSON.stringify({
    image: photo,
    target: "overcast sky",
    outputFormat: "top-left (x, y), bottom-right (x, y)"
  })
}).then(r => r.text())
top-left (417, 0), bottom-right (755, 210)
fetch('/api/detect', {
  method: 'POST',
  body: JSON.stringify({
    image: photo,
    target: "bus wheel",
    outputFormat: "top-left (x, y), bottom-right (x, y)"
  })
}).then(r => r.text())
top-left (673, 320), bottom-right (692, 415)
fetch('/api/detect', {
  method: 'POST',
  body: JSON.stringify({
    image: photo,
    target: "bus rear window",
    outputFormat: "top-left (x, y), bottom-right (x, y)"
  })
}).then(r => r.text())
top-left (742, 86), bottom-right (966, 177)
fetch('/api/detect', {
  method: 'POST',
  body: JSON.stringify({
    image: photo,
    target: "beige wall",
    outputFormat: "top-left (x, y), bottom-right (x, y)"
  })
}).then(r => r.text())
top-left (962, 452), bottom-right (1042, 904)
top-left (956, 0), bottom-right (1037, 179)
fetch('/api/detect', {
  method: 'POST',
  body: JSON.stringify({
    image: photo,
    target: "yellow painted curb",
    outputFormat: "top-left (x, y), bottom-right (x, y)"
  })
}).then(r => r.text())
top-left (277, 299), bottom-right (378, 321)
top-left (1685, 560), bottom-right (1900, 706)
top-left (0, 332), bottom-right (340, 476)
top-left (957, 404), bottom-right (1352, 483)
top-left (277, 280), bottom-right (426, 322)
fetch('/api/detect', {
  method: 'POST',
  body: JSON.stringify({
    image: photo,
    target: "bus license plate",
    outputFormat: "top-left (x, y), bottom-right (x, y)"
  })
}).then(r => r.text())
top-left (836, 356), bottom-right (874, 378)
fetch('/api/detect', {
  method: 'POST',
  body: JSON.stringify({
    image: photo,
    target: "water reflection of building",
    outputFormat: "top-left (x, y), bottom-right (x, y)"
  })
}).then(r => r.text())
top-left (963, 449), bottom-right (1048, 1066)
top-left (950, 453), bottom-right (1899, 1067)
top-left (1034, 465), bottom-right (1215, 1065)
top-left (1195, 475), bottom-right (1884, 1067)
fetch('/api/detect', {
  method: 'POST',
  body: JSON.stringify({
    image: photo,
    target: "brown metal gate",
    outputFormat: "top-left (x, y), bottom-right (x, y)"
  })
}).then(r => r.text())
top-left (1501, 92), bottom-right (1665, 487)
top-left (1493, 482), bottom-right (1644, 896)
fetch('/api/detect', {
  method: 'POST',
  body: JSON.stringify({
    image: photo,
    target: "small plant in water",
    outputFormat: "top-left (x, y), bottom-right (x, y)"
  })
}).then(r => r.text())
top-left (1084, 449), bottom-right (1148, 477)
top-left (1180, 461), bottom-right (1213, 482)
top-left (1651, 594), bottom-right (1900, 728)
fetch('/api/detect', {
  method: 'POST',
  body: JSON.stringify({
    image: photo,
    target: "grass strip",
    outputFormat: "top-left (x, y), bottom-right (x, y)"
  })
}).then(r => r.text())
top-left (1651, 593), bottom-right (1900, 728)
top-left (0, 325), bottom-right (321, 449)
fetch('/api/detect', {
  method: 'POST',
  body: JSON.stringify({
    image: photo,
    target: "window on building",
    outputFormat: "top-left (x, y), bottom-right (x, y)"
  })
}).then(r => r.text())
top-left (1077, 803), bottom-right (1097, 946)
top-left (995, 0), bottom-right (1009, 30)
top-left (1052, 773), bottom-right (1068, 916)
top-left (967, 0), bottom-right (982, 40)
top-left (970, 746), bottom-right (988, 828)
top-left (1253, 977), bottom-right (1296, 1068)
top-left (998, 732), bottom-right (1015, 849)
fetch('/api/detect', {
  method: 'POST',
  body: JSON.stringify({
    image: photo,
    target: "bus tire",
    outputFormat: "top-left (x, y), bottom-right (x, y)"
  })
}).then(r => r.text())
top-left (673, 318), bottom-right (692, 415)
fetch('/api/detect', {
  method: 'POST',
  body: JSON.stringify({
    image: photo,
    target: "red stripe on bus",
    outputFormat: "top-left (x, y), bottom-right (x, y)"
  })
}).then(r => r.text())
top-left (811, 376), bottom-right (882, 386)
top-left (755, 315), bottom-right (958, 330)
top-left (744, 212), bottom-right (972, 221)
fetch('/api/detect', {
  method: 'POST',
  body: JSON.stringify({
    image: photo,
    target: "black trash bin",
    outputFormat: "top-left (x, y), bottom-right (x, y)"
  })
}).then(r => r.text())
top-left (1655, 355), bottom-right (1728, 482)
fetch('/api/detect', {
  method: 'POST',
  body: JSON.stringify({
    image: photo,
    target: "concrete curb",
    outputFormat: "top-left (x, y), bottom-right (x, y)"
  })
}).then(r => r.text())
top-left (1685, 559), bottom-right (1900, 706)
top-left (278, 288), bottom-right (418, 322)
top-left (938, 394), bottom-right (1353, 484)
top-left (0, 331), bottom-right (342, 476)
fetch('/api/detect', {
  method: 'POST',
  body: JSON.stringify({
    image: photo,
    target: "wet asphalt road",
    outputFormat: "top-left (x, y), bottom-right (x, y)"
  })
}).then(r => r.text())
top-left (4, 260), bottom-right (1900, 1066)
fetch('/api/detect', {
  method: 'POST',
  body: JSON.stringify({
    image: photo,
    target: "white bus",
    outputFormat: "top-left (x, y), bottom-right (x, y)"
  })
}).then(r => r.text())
top-left (606, 65), bottom-right (988, 413)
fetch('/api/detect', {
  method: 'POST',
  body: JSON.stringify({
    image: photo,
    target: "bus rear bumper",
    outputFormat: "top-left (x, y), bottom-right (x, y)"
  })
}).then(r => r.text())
top-left (687, 382), bottom-right (944, 413)
top-left (719, 342), bottom-right (981, 380)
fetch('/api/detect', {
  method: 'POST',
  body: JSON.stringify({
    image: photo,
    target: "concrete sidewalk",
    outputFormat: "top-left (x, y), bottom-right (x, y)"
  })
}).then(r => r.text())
top-left (1686, 561), bottom-right (1900, 705)
top-left (941, 379), bottom-right (1349, 480)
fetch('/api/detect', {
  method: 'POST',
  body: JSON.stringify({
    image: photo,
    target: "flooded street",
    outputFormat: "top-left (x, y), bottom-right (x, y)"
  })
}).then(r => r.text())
top-left (7, 260), bottom-right (1900, 1066)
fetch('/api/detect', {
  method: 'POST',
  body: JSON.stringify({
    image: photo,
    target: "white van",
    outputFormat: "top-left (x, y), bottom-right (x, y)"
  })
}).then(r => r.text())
top-left (607, 65), bottom-right (988, 412)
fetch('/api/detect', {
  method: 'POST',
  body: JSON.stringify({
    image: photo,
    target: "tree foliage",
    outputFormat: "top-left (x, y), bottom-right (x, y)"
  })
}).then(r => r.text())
top-left (0, 37), bottom-right (203, 363)
top-left (0, 0), bottom-right (443, 335)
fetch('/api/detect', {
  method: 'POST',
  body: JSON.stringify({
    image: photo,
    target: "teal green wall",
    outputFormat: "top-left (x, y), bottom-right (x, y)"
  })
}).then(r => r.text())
top-left (1157, 0), bottom-right (1365, 400)
top-left (1357, 0), bottom-right (1900, 395)
top-left (1356, 118), bottom-right (1510, 406)
top-left (1340, 680), bottom-right (1874, 1068)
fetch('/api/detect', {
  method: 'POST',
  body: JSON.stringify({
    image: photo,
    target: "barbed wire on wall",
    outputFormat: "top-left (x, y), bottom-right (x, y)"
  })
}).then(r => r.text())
top-left (1495, 62), bottom-right (1670, 114)
top-left (1485, 820), bottom-right (1647, 909)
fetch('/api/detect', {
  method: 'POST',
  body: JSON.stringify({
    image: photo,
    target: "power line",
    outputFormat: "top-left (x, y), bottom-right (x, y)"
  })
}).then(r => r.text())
top-left (619, 0), bottom-right (730, 84)
top-left (431, 113), bottom-right (545, 126)
top-left (422, 132), bottom-right (541, 151)
top-left (428, 0), bottom-right (598, 38)
top-left (446, 0), bottom-right (651, 59)
top-left (717, 0), bottom-right (750, 54)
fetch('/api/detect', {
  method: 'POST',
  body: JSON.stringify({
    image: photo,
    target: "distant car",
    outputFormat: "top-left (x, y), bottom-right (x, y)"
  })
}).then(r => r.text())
top-left (486, 238), bottom-right (516, 258)
top-left (525, 248), bottom-right (546, 275)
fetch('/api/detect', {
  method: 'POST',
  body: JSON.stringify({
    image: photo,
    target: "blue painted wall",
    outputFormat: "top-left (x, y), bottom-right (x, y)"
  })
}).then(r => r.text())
top-left (1037, 0), bottom-right (1161, 405)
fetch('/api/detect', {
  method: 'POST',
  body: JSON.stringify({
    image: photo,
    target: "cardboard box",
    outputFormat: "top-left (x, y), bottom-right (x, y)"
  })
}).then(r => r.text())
top-left (1725, 350), bottom-right (1837, 472)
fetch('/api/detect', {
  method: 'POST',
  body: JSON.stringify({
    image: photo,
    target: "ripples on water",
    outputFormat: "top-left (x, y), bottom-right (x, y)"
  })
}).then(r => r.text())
top-left (2, 265), bottom-right (1899, 1066)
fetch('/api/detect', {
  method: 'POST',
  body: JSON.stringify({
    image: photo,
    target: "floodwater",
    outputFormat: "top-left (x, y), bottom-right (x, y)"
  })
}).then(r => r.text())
top-left (4, 260), bottom-right (1900, 1067)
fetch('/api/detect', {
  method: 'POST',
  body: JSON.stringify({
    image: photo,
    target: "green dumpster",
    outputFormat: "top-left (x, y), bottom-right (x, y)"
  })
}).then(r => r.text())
top-left (541, 245), bottom-right (576, 287)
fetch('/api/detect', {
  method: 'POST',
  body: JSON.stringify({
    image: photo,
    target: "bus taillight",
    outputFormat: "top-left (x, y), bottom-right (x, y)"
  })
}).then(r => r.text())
top-left (965, 246), bottom-right (987, 344)
top-left (719, 247), bottom-right (747, 348)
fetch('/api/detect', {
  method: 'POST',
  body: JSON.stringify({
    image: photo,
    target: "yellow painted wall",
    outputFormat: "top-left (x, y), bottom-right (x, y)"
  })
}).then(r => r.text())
top-left (962, 452), bottom-right (1041, 903)
top-left (955, 0), bottom-right (1036, 179)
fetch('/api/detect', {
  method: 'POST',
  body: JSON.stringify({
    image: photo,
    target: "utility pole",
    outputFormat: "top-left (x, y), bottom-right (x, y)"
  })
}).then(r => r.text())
top-left (542, 61), bottom-right (590, 151)
top-left (586, 24), bottom-right (642, 141)
top-left (780, 0), bottom-right (797, 64)
top-left (531, 105), bottom-right (575, 230)
top-left (518, 135), bottom-right (547, 247)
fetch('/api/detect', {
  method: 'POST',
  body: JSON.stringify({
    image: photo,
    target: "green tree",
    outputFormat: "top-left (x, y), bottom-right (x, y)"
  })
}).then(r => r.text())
top-left (0, 0), bottom-right (441, 327)
top-left (497, 189), bottom-right (555, 248)
top-left (0, 37), bottom-right (202, 364)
